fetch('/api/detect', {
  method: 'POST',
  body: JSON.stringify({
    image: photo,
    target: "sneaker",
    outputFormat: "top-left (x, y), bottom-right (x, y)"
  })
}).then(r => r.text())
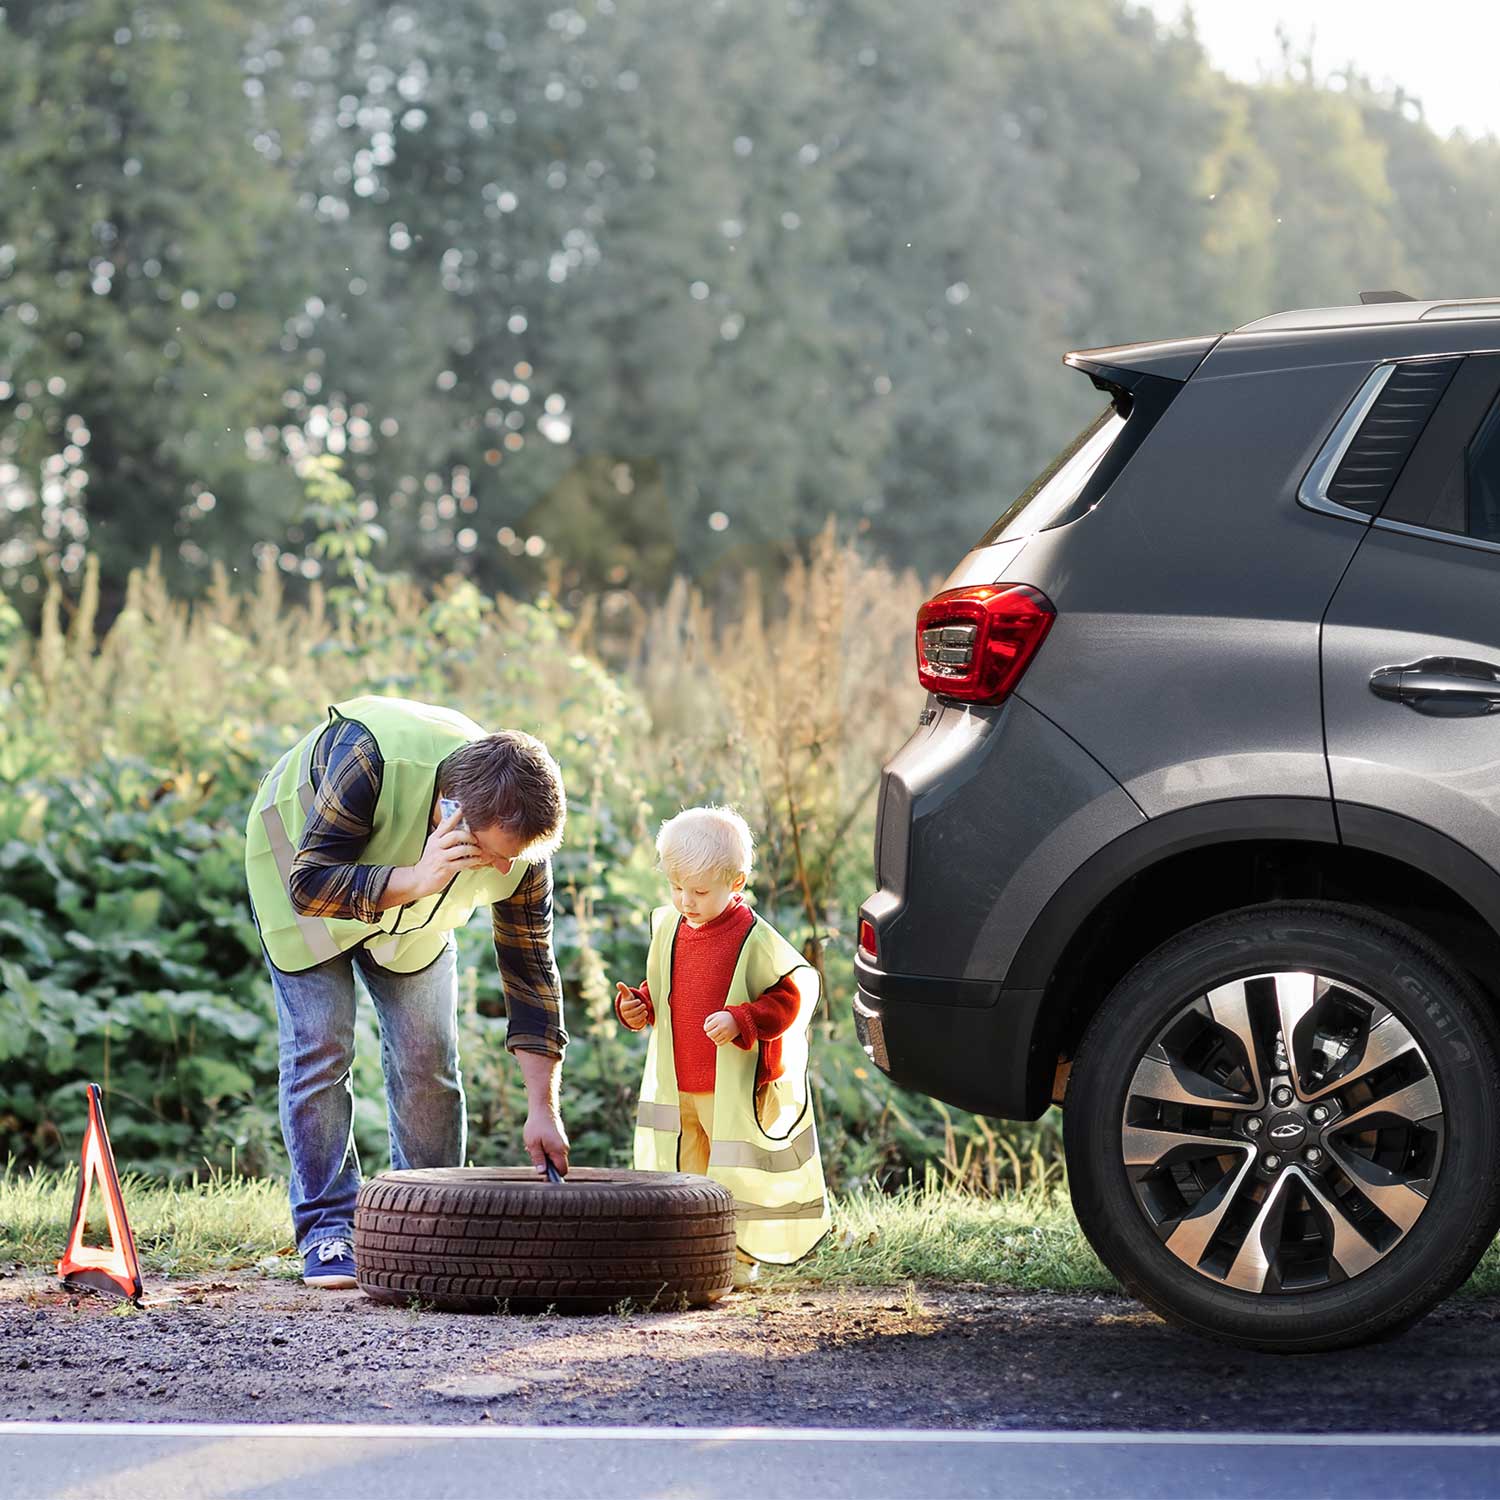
top-left (303, 1238), bottom-right (358, 1289)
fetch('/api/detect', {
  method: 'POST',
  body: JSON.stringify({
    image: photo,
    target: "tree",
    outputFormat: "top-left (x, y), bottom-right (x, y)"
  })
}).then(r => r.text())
top-left (0, 0), bottom-right (309, 604)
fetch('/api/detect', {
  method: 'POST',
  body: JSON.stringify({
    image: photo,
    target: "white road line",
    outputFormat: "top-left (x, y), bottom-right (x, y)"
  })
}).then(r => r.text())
top-left (4, 1421), bottom-right (1499, 1447)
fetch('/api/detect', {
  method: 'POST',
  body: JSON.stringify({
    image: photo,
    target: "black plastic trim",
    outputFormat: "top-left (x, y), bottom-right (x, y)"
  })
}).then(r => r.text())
top-left (1004, 797), bottom-right (1340, 991)
top-left (855, 981), bottom-right (1047, 1119)
top-left (853, 948), bottom-right (1001, 1009)
top-left (1335, 803), bottom-right (1500, 935)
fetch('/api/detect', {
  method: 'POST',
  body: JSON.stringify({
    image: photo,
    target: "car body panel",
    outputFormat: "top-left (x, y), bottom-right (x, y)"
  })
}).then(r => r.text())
top-left (861, 302), bottom-right (1500, 1125)
top-left (1324, 523), bottom-right (1500, 881)
top-left (870, 696), bottom-right (1144, 984)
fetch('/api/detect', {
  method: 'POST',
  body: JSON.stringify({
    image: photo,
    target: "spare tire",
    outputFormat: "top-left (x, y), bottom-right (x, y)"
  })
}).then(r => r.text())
top-left (354, 1167), bottom-right (738, 1312)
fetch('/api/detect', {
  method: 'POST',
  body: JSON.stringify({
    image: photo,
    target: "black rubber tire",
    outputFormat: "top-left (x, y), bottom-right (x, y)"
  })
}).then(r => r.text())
top-left (1064, 902), bottom-right (1500, 1353)
top-left (354, 1167), bottom-right (737, 1313)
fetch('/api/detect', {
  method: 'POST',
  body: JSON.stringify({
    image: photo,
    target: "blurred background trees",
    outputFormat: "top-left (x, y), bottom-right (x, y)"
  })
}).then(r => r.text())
top-left (6, 0), bottom-right (1500, 615)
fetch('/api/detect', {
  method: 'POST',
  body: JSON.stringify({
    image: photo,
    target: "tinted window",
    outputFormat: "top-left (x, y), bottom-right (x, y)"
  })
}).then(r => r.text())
top-left (976, 406), bottom-right (1124, 547)
top-left (1382, 354), bottom-right (1500, 543)
top-left (1326, 358), bottom-right (1459, 516)
top-left (1468, 395), bottom-right (1500, 542)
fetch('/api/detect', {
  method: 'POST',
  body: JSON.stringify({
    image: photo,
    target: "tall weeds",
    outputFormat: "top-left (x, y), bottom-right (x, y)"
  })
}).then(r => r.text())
top-left (0, 523), bottom-right (1063, 1192)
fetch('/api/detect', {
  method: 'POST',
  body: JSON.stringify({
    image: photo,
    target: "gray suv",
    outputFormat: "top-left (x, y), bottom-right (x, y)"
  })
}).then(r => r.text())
top-left (854, 292), bottom-right (1500, 1352)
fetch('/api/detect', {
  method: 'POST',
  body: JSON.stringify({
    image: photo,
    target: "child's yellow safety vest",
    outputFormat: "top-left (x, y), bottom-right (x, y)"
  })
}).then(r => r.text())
top-left (633, 903), bottom-right (831, 1264)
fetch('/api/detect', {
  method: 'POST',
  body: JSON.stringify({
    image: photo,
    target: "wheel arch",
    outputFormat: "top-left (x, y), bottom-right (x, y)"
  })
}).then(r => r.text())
top-left (1010, 798), bottom-right (1500, 1115)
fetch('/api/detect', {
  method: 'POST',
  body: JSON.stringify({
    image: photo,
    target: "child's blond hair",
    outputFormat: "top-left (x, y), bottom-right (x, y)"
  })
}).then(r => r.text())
top-left (656, 805), bottom-right (755, 886)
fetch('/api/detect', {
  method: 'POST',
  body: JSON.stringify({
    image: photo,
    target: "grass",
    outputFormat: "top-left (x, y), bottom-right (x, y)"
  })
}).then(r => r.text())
top-left (774, 1178), bottom-right (1114, 1292)
top-left (10, 1162), bottom-right (1500, 1300)
top-left (3, 1163), bottom-right (1110, 1290)
top-left (1, 1164), bottom-right (300, 1278)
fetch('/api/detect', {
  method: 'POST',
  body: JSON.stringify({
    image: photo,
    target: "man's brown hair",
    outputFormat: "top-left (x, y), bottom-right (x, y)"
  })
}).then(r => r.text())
top-left (437, 730), bottom-right (566, 858)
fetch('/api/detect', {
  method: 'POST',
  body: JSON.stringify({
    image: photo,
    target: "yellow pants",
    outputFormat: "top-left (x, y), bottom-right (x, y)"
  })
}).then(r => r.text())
top-left (678, 1090), bottom-right (716, 1176)
top-left (679, 1091), bottom-right (755, 1277)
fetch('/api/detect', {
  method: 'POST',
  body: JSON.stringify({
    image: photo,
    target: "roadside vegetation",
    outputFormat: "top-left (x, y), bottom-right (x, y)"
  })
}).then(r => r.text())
top-left (13, 1163), bottom-right (1500, 1300)
top-left (3, 1163), bottom-right (1112, 1292)
top-left (0, 467), bottom-right (1073, 1198)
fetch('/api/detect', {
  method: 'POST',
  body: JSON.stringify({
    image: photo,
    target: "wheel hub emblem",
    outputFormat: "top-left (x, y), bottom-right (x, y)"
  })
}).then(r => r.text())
top-left (1266, 1113), bottom-right (1306, 1148)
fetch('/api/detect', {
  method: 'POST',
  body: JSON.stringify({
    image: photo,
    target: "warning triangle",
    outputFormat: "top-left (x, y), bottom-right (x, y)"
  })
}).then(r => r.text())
top-left (57, 1083), bottom-right (143, 1301)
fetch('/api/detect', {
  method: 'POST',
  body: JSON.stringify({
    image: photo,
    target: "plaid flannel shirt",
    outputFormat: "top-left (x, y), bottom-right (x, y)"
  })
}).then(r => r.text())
top-left (286, 714), bottom-right (567, 1058)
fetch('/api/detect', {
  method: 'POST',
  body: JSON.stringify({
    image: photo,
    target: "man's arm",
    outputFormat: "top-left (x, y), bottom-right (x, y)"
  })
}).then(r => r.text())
top-left (515, 1048), bottom-right (570, 1176)
top-left (493, 860), bottom-right (571, 1173)
top-left (287, 719), bottom-right (393, 921)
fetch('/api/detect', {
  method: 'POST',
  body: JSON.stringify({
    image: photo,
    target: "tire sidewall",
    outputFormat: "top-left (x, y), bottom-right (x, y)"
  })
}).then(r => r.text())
top-left (1065, 904), bottom-right (1500, 1351)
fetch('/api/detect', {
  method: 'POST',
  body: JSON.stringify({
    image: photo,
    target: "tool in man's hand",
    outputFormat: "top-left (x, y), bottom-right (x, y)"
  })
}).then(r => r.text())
top-left (544, 1159), bottom-right (566, 1185)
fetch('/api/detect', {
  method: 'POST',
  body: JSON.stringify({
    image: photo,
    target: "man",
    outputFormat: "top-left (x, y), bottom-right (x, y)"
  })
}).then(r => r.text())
top-left (244, 695), bottom-right (571, 1288)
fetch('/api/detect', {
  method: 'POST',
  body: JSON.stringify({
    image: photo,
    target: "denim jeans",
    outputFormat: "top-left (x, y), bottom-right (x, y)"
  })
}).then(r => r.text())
top-left (266, 937), bottom-right (465, 1255)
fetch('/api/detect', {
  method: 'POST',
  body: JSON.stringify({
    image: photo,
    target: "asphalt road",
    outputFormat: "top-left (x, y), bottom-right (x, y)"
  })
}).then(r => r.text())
top-left (5, 1422), bottom-right (1500, 1500)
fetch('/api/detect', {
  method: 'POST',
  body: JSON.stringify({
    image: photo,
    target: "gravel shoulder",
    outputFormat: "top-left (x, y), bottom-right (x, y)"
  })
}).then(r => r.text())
top-left (6, 1272), bottom-right (1500, 1432)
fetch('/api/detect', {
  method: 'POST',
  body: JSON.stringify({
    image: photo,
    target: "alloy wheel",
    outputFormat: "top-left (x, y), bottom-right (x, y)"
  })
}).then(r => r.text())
top-left (1122, 971), bottom-right (1444, 1294)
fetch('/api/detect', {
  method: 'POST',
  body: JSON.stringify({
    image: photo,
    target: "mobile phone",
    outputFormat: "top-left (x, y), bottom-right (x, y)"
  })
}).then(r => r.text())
top-left (438, 796), bottom-right (469, 831)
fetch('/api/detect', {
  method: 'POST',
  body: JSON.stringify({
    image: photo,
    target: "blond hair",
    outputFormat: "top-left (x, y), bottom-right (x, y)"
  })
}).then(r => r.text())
top-left (656, 805), bottom-right (755, 885)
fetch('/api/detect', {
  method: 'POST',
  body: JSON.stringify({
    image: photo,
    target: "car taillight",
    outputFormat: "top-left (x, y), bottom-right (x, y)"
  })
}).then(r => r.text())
top-left (858, 919), bottom-right (878, 961)
top-left (916, 584), bottom-right (1055, 703)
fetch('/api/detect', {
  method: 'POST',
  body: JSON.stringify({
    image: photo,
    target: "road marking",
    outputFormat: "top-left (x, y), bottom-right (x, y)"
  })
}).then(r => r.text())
top-left (5, 1421), bottom-right (1500, 1446)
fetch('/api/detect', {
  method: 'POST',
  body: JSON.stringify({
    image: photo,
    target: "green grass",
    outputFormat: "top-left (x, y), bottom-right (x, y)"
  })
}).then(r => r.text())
top-left (3, 1163), bottom-right (1110, 1289)
top-left (774, 1179), bottom-right (1114, 1292)
top-left (1, 1164), bottom-right (299, 1278)
top-left (10, 1163), bottom-right (1500, 1300)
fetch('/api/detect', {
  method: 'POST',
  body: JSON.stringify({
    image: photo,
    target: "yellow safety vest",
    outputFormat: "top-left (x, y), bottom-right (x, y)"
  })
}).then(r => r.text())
top-left (244, 695), bottom-right (529, 974)
top-left (633, 904), bottom-right (831, 1264)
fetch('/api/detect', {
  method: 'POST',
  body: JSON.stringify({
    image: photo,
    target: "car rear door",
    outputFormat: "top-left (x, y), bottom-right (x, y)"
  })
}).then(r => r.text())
top-left (1321, 352), bottom-right (1500, 873)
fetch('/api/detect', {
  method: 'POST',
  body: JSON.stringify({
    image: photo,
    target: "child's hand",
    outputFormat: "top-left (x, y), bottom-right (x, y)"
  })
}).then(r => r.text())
top-left (704, 1009), bottom-right (740, 1045)
top-left (616, 981), bottom-right (650, 1029)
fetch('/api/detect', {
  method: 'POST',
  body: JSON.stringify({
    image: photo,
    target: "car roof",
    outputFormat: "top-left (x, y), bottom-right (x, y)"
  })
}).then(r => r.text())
top-left (1237, 298), bottom-right (1500, 333)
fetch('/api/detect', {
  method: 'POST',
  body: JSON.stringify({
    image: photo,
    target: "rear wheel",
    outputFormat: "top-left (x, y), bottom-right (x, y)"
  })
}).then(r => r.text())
top-left (1065, 903), bottom-right (1500, 1351)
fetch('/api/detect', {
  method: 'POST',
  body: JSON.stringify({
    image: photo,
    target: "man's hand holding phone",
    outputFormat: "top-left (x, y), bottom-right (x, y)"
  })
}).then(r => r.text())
top-left (409, 800), bottom-right (485, 898)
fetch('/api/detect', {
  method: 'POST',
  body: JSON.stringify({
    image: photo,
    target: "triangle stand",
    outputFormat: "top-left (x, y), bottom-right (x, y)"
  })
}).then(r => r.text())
top-left (57, 1083), bottom-right (144, 1302)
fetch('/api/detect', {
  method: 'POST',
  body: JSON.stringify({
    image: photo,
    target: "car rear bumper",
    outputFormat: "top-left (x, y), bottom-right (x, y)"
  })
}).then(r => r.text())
top-left (853, 949), bottom-right (1048, 1119)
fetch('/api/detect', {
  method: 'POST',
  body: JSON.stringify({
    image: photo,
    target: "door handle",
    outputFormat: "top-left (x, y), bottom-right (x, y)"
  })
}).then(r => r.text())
top-left (1369, 657), bottom-right (1500, 716)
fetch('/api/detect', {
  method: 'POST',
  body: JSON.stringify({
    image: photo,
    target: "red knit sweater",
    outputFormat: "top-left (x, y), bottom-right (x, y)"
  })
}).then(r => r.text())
top-left (616, 898), bottom-right (801, 1091)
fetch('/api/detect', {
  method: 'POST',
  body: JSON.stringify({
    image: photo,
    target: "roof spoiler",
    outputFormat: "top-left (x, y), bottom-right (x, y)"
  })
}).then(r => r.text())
top-left (1063, 334), bottom-right (1220, 395)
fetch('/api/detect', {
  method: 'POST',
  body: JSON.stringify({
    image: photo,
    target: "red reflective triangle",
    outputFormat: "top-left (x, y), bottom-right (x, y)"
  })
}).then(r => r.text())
top-left (57, 1083), bottom-right (143, 1301)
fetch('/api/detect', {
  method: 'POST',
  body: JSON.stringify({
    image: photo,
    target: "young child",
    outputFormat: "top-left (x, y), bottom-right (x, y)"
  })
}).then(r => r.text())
top-left (615, 805), bottom-right (831, 1285)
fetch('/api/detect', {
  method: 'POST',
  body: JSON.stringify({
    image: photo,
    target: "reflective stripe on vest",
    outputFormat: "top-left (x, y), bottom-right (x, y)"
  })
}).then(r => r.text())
top-left (637, 1100), bottom-right (680, 1132)
top-left (710, 1125), bottom-right (818, 1174)
top-left (734, 1197), bottom-right (828, 1221)
top-left (256, 736), bottom-right (339, 964)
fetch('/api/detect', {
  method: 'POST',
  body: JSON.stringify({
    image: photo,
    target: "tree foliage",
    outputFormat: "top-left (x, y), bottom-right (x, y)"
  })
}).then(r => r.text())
top-left (5, 0), bottom-right (1500, 604)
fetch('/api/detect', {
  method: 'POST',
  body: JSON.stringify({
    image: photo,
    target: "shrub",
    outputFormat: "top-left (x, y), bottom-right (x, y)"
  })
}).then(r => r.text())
top-left (0, 497), bottom-right (1062, 1191)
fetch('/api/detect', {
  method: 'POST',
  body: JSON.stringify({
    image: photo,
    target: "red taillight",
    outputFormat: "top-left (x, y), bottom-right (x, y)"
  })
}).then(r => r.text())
top-left (916, 583), bottom-right (1055, 703)
top-left (858, 919), bottom-right (878, 961)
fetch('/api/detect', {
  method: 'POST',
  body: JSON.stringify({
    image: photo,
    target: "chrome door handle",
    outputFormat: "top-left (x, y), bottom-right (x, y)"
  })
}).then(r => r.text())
top-left (1369, 657), bottom-right (1500, 716)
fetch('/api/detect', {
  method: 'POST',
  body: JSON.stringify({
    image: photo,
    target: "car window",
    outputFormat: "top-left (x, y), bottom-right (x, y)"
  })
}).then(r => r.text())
top-left (1467, 395), bottom-right (1500, 543)
top-left (1327, 358), bottom-right (1460, 517)
top-left (1381, 354), bottom-right (1500, 543)
top-left (976, 406), bottom-right (1124, 547)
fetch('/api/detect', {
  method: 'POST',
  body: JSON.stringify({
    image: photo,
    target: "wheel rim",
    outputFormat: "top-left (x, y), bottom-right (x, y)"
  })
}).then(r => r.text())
top-left (1121, 971), bottom-right (1445, 1294)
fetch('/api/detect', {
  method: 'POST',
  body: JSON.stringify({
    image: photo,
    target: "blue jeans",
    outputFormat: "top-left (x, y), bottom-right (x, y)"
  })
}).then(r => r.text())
top-left (266, 937), bottom-right (465, 1255)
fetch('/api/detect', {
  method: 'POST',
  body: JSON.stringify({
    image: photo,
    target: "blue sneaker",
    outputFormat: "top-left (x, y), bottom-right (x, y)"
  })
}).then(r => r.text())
top-left (303, 1238), bottom-right (357, 1289)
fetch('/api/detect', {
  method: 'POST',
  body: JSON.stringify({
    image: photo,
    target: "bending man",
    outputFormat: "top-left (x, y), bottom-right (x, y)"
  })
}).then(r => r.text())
top-left (244, 695), bottom-right (570, 1288)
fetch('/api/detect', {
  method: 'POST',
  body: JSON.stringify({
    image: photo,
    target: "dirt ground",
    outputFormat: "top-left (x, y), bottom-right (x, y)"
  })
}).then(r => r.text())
top-left (7, 1272), bottom-right (1500, 1432)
